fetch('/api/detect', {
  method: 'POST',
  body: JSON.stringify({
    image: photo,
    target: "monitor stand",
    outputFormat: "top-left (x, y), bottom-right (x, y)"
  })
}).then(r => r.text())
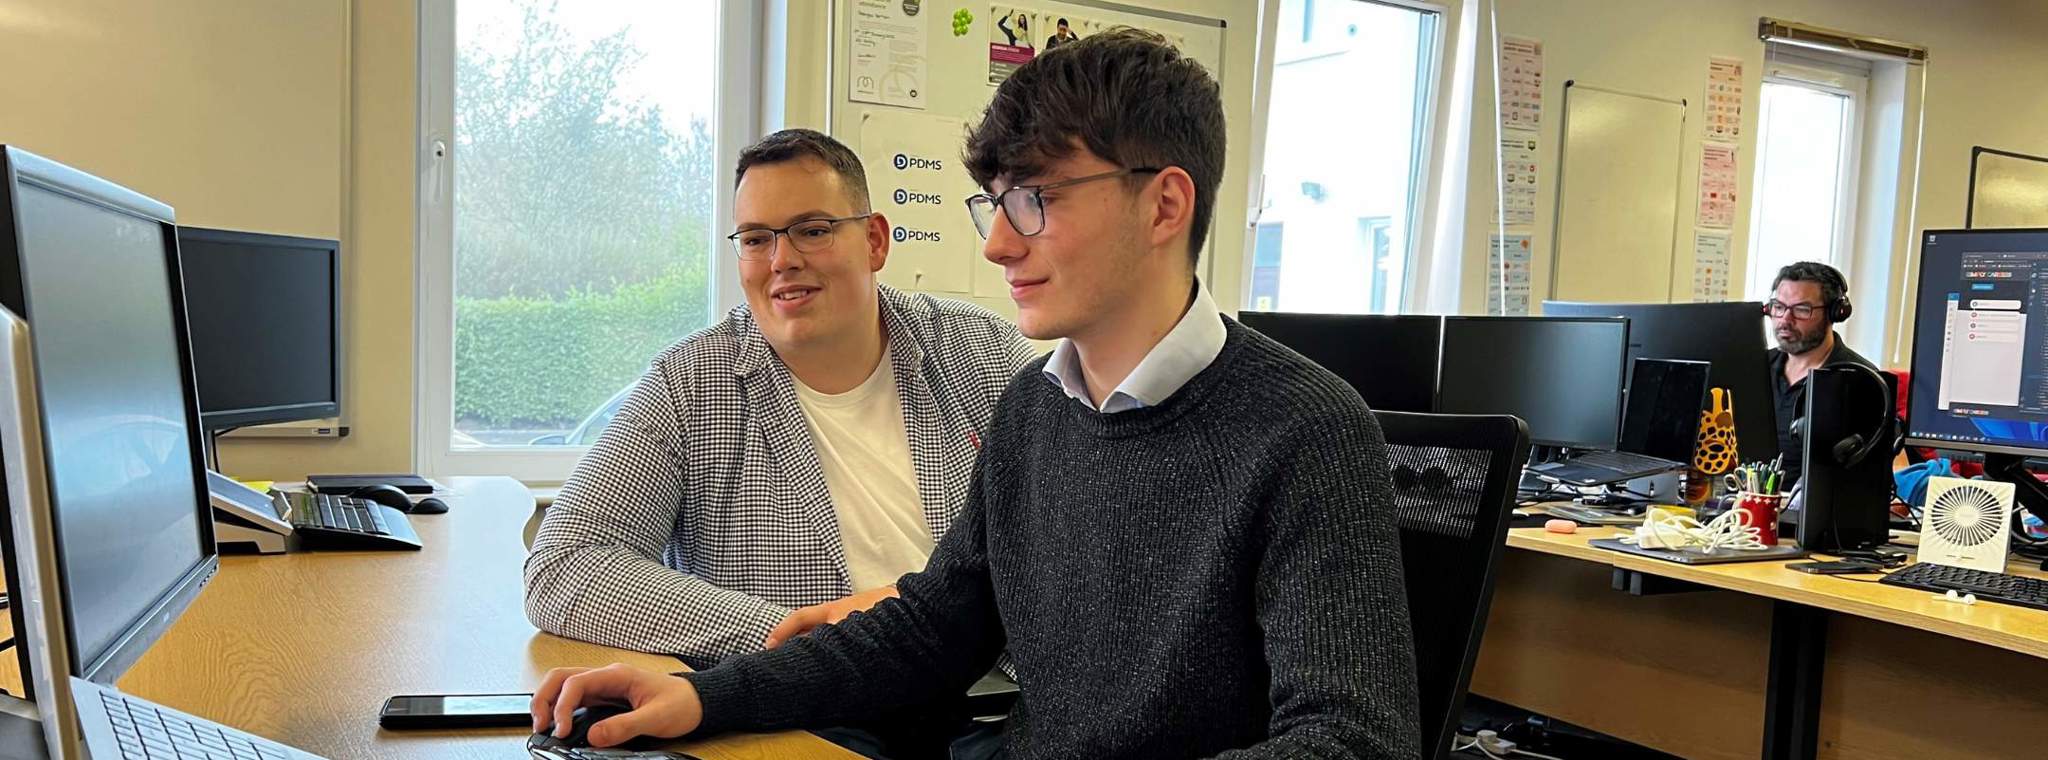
top-left (1983, 453), bottom-right (2048, 571)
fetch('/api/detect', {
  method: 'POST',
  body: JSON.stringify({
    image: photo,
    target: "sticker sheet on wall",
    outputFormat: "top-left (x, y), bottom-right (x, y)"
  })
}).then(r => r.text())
top-left (988, 7), bottom-right (1038, 84)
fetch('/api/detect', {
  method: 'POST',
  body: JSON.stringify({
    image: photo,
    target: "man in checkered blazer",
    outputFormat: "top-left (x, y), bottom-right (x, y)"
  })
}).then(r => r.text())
top-left (524, 129), bottom-right (1037, 664)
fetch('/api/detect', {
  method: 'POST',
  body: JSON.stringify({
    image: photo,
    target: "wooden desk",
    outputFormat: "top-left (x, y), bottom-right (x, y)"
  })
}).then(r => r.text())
top-left (1473, 526), bottom-right (2048, 760)
top-left (109, 476), bottom-right (855, 760)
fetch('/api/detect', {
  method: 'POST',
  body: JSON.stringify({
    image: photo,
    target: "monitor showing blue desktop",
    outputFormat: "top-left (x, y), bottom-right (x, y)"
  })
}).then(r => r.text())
top-left (1904, 227), bottom-right (2048, 522)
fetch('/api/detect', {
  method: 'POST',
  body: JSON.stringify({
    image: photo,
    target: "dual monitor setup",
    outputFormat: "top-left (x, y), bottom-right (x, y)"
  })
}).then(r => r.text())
top-left (1242, 301), bottom-right (1778, 505)
top-left (0, 146), bottom-right (386, 758)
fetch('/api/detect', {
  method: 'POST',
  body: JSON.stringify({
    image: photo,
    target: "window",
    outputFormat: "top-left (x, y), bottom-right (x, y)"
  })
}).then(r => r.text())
top-left (1251, 0), bottom-right (1440, 315)
top-left (420, 0), bottom-right (754, 481)
top-left (1746, 53), bottom-right (1867, 299)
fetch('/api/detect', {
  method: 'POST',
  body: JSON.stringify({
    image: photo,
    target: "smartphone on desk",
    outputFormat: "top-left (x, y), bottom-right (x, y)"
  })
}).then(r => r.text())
top-left (379, 693), bottom-right (533, 729)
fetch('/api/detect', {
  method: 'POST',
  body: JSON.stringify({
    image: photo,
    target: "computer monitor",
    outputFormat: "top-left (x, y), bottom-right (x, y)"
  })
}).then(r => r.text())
top-left (1620, 358), bottom-right (1711, 462)
top-left (0, 146), bottom-right (217, 754)
top-left (176, 226), bottom-right (341, 430)
top-left (1542, 301), bottom-right (1780, 463)
top-left (1903, 228), bottom-right (2048, 523)
top-left (1237, 312), bottom-right (1441, 412)
top-left (1438, 316), bottom-right (1630, 450)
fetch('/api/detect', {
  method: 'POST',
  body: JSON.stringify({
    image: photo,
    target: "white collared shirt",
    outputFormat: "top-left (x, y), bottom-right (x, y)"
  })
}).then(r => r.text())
top-left (1043, 283), bottom-right (1227, 413)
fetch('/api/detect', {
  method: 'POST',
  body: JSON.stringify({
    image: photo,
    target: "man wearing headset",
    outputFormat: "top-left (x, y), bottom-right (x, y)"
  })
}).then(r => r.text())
top-left (1766, 261), bottom-right (1877, 486)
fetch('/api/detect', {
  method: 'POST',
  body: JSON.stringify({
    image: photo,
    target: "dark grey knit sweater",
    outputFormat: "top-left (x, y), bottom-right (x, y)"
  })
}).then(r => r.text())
top-left (683, 318), bottom-right (1420, 758)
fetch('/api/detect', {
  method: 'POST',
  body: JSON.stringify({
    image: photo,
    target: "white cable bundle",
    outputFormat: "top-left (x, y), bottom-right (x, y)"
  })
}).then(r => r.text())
top-left (1622, 507), bottom-right (1768, 553)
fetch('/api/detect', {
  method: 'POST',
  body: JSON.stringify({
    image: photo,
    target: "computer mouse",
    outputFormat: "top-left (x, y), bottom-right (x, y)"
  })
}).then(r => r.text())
top-left (350, 484), bottom-right (419, 512)
top-left (528, 703), bottom-right (632, 751)
top-left (408, 496), bottom-right (450, 514)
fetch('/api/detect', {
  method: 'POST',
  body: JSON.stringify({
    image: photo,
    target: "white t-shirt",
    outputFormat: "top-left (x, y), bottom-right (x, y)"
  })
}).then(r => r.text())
top-left (792, 350), bottom-right (934, 591)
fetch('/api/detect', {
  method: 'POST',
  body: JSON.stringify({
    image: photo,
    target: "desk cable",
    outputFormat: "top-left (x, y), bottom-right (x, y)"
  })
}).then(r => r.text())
top-left (1620, 508), bottom-right (1767, 553)
top-left (1452, 730), bottom-right (1566, 760)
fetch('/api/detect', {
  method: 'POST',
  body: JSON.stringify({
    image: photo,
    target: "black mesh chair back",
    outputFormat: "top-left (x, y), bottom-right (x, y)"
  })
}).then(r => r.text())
top-left (1376, 411), bottom-right (1531, 760)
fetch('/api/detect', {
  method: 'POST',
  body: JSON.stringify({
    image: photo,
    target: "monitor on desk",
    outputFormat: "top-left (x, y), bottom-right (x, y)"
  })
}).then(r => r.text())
top-left (1236, 312), bottom-right (1441, 412)
top-left (1541, 300), bottom-right (1779, 463)
top-left (176, 226), bottom-right (342, 430)
top-left (1438, 316), bottom-right (1629, 450)
top-left (0, 146), bottom-right (218, 755)
top-left (1903, 227), bottom-right (2048, 524)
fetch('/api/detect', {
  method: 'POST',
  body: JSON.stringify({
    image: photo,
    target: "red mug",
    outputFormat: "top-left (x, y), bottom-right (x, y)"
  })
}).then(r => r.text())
top-left (1733, 492), bottom-right (1787, 545)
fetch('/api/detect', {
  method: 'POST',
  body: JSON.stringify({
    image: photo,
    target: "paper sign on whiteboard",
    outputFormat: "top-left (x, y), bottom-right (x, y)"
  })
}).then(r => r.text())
top-left (1487, 234), bottom-right (1532, 316)
top-left (1697, 142), bottom-right (1738, 229)
top-left (1705, 56), bottom-right (1744, 140)
top-left (1693, 231), bottom-right (1732, 302)
top-left (1500, 36), bottom-right (1544, 130)
top-left (848, 0), bottom-right (928, 109)
top-left (1500, 129), bottom-right (1539, 227)
top-left (860, 110), bottom-right (976, 293)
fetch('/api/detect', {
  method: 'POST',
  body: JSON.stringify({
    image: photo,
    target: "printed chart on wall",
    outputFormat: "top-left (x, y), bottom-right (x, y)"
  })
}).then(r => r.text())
top-left (1500, 130), bottom-right (1539, 226)
top-left (1704, 56), bottom-right (1743, 141)
top-left (1692, 231), bottom-right (1731, 302)
top-left (1499, 36), bottom-right (1544, 130)
top-left (834, 0), bottom-right (1227, 312)
top-left (1487, 233), bottom-right (1532, 316)
top-left (1698, 142), bottom-right (1737, 229)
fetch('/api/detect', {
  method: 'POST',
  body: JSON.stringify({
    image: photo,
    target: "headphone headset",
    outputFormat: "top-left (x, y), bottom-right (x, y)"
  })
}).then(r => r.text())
top-left (1789, 363), bottom-right (1895, 469)
top-left (1762, 264), bottom-right (1854, 322)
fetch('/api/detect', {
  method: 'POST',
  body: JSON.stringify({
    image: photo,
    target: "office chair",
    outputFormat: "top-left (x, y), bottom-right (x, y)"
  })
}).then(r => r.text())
top-left (1375, 411), bottom-right (1531, 760)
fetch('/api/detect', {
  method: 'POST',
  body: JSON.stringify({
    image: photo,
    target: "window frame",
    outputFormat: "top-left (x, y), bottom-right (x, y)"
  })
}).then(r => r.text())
top-left (1745, 57), bottom-right (1869, 299)
top-left (415, 0), bottom-right (760, 483)
top-left (1242, 0), bottom-right (1446, 316)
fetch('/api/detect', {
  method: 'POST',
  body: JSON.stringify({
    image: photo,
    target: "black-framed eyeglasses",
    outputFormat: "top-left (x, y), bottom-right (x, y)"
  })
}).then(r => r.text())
top-left (1763, 300), bottom-right (1824, 320)
top-left (726, 214), bottom-right (872, 261)
top-left (965, 167), bottom-right (1163, 239)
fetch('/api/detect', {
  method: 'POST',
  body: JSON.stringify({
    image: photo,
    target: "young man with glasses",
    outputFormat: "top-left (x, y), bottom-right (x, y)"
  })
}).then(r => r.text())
top-left (1765, 261), bottom-right (1875, 486)
top-left (527, 29), bottom-right (1420, 759)
top-left (523, 129), bottom-right (1036, 668)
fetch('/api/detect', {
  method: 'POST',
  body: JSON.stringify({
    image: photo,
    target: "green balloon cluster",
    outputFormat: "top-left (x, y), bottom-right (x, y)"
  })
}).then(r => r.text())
top-left (951, 8), bottom-right (973, 36)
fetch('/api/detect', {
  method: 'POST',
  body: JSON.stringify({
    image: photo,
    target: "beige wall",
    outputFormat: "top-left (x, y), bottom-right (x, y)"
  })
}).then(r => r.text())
top-left (216, 0), bottom-right (418, 480)
top-left (1465, 0), bottom-right (2048, 365)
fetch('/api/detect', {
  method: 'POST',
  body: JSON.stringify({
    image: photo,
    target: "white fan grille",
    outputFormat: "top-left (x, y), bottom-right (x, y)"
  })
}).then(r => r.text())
top-left (1929, 484), bottom-right (2006, 548)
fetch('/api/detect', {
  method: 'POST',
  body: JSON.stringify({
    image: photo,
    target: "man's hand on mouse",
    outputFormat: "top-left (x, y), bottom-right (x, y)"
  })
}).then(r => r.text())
top-left (531, 663), bottom-right (703, 747)
top-left (763, 584), bottom-right (898, 649)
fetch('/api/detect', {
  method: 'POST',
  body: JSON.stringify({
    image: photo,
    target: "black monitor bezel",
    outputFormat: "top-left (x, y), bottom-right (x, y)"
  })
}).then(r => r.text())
top-left (1438, 315), bottom-right (1631, 450)
top-left (1900, 226), bottom-right (2048, 458)
top-left (176, 225), bottom-right (343, 431)
top-left (0, 145), bottom-right (220, 685)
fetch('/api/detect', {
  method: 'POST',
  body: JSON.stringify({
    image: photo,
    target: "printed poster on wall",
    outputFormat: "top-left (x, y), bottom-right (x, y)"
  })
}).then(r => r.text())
top-left (847, 0), bottom-right (929, 109)
top-left (1705, 56), bottom-right (1744, 140)
top-left (1697, 142), bottom-right (1738, 229)
top-left (988, 7), bottom-right (1038, 84)
top-left (860, 110), bottom-right (978, 294)
top-left (1693, 231), bottom-right (1732, 302)
top-left (1499, 129), bottom-right (1539, 227)
top-left (1499, 36), bottom-right (1544, 130)
top-left (1487, 234), bottom-right (1533, 316)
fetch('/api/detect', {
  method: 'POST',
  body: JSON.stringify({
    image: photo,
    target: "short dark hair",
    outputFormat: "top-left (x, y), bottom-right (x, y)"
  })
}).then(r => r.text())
top-left (734, 128), bottom-right (871, 213)
top-left (1771, 261), bottom-right (1848, 309)
top-left (964, 27), bottom-right (1225, 267)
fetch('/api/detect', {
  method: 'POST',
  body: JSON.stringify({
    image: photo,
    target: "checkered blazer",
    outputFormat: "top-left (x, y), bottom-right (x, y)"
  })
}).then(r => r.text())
top-left (524, 285), bottom-right (1038, 662)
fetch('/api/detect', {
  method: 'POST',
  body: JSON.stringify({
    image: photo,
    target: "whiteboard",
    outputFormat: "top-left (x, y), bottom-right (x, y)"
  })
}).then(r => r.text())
top-left (1548, 82), bottom-right (1687, 303)
top-left (832, 0), bottom-right (1227, 320)
top-left (1969, 148), bottom-right (2048, 228)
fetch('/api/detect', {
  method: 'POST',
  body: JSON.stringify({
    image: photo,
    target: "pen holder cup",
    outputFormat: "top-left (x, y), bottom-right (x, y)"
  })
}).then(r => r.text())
top-left (1733, 491), bottom-right (1787, 545)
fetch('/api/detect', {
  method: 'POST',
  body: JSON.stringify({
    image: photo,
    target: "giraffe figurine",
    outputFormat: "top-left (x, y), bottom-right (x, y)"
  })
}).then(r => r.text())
top-left (1694, 387), bottom-right (1740, 476)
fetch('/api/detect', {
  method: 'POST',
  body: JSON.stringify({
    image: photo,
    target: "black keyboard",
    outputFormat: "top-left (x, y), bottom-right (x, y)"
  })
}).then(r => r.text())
top-left (1879, 562), bottom-right (2048, 612)
top-left (99, 687), bottom-right (297, 760)
top-left (289, 492), bottom-right (390, 535)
